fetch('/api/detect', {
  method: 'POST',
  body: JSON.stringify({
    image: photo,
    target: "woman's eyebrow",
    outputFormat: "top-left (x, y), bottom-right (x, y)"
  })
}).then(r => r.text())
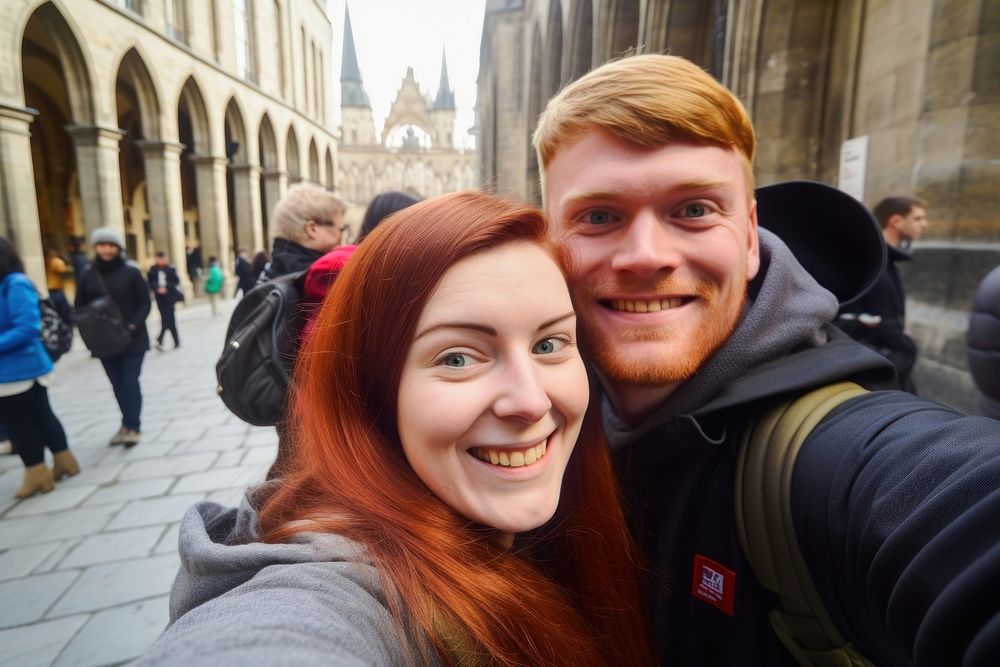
top-left (412, 311), bottom-right (576, 342)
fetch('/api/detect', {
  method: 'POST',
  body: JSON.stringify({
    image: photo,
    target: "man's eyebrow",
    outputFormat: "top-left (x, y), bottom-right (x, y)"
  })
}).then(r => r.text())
top-left (561, 178), bottom-right (734, 210)
top-left (412, 311), bottom-right (576, 342)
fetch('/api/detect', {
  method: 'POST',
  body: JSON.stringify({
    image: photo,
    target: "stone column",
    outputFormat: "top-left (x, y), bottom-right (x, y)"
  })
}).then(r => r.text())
top-left (261, 169), bottom-right (287, 250)
top-left (64, 124), bottom-right (126, 241)
top-left (0, 104), bottom-right (46, 289)
top-left (230, 162), bottom-right (264, 255)
top-left (137, 140), bottom-right (193, 297)
top-left (192, 155), bottom-right (233, 281)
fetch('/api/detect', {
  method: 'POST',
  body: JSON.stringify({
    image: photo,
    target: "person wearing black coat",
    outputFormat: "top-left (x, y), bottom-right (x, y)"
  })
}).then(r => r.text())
top-left (233, 248), bottom-right (255, 298)
top-left (967, 265), bottom-right (1000, 418)
top-left (75, 228), bottom-right (151, 447)
top-left (147, 251), bottom-right (182, 350)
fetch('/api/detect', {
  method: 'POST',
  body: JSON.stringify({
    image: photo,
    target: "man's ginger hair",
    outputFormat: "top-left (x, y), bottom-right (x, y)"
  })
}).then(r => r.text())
top-left (533, 54), bottom-right (757, 194)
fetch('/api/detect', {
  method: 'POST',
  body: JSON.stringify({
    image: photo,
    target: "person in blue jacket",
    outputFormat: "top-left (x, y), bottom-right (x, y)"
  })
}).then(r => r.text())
top-left (0, 237), bottom-right (79, 498)
top-left (535, 54), bottom-right (1000, 666)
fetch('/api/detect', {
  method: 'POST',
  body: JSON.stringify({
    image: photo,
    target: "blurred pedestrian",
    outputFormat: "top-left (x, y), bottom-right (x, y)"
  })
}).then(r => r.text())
top-left (147, 251), bottom-right (182, 350)
top-left (68, 237), bottom-right (89, 283)
top-left (251, 250), bottom-right (268, 283)
top-left (44, 247), bottom-right (72, 326)
top-left (0, 237), bottom-right (80, 498)
top-left (303, 191), bottom-right (420, 306)
top-left (837, 196), bottom-right (929, 392)
top-left (75, 227), bottom-right (151, 447)
top-left (185, 245), bottom-right (203, 296)
top-left (233, 248), bottom-right (255, 299)
top-left (262, 183), bottom-right (345, 282)
top-left (967, 265), bottom-right (1000, 419)
top-left (204, 256), bottom-right (224, 316)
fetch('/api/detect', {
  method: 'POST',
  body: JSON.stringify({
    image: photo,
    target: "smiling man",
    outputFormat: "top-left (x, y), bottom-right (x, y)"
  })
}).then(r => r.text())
top-left (534, 54), bottom-right (1000, 666)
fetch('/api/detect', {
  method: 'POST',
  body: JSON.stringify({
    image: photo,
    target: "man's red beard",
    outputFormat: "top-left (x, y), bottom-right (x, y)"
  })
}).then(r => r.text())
top-left (579, 278), bottom-right (747, 387)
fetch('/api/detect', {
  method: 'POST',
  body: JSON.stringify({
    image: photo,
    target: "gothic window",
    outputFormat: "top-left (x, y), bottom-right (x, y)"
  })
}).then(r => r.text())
top-left (114, 0), bottom-right (143, 14)
top-left (274, 1), bottom-right (286, 95)
top-left (234, 0), bottom-right (256, 82)
top-left (166, 0), bottom-right (186, 43)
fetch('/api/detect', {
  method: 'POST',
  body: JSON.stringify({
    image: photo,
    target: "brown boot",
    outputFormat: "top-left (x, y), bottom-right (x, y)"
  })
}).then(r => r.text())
top-left (15, 463), bottom-right (55, 499)
top-left (52, 450), bottom-right (81, 480)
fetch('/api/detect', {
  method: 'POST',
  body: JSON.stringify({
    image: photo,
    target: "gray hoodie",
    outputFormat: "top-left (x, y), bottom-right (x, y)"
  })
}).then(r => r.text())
top-left (137, 496), bottom-right (437, 666)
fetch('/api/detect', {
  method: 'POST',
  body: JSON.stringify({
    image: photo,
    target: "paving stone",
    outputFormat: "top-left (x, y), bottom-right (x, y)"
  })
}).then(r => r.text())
top-left (0, 543), bottom-right (61, 582)
top-left (80, 477), bottom-right (173, 507)
top-left (0, 614), bottom-right (88, 667)
top-left (56, 462), bottom-right (125, 488)
top-left (97, 442), bottom-right (175, 464)
top-left (47, 553), bottom-right (179, 617)
top-left (245, 430), bottom-right (278, 448)
top-left (171, 464), bottom-right (266, 494)
top-left (106, 494), bottom-right (204, 530)
top-left (53, 596), bottom-right (170, 667)
top-left (33, 539), bottom-right (81, 575)
top-left (214, 448), bottom-right (245, 468)
top-left (169, 433), bottom-right (246, 454)
top-left (241, 445), bottom-right (277, 466)
top-left (0, 570), bottom-right (79, 629)
top-left (59, 526), bottom-right (166, 569)
top-left (0, 504), bottom-right (122, 550)
top-left (118, 452), bottom-right (218, 482)
top-left (5, 485), bottom-right (98, 518)
top-left (153, 523), bottom-right (180, 555)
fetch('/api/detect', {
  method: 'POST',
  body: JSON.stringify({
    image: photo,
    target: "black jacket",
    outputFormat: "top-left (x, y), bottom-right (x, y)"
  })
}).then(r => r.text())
top-left (610, 231), bottom-right (1000, 666)
top-left (836, 245), bottom-right (917, 391)
top-left (234, 256), bottom-right (256, 295)
top-left (967, 265), bottom-right (1000, 418)
top-left (76, 256), bottom-right (151, 355)
top-left (147, 264), bottom-right (182, 303)
top-left (262, 238), bottom-right (323, 282)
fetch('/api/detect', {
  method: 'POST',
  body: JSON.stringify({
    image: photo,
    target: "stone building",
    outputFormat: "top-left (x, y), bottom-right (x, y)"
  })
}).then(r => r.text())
top-left (477, 0), bottom-right (1000, 412)
top-left (336, 6), bottom-right (476, 221)
top-left (1, 0), bottom-right (338, 293)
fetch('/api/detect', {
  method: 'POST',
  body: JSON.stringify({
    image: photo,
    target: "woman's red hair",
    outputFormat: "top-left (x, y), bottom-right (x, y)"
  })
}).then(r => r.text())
top-left (258, 191), bottom-right (653, 666)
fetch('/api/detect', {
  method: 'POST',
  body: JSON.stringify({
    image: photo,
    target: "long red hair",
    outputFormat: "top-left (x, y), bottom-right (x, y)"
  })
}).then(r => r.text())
top-left (258, 191), bottom-right (653, 666)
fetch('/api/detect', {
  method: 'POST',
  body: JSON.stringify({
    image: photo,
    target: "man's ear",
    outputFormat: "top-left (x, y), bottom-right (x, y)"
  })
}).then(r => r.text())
top-left (302, 219), bottom-right (318, 241)
top-left (746, 199), bottom-right (761, 281)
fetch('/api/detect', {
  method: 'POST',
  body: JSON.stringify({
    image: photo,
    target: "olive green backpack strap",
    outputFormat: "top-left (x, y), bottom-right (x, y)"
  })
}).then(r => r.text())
top-left (734, 381), bottom-right (875, 667)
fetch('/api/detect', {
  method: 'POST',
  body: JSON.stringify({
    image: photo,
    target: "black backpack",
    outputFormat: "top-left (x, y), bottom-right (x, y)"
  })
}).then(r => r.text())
top-left (215, 270), bottom-right (308, 426)
top-left (39, 295), bottom-right (73, 362)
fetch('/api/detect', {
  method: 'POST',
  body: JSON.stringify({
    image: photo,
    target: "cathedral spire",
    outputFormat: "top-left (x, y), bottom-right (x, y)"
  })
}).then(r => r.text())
top-left (340, 4), bottom-right (370, 108)
top-left (433, 47), bottom-right (456, 110)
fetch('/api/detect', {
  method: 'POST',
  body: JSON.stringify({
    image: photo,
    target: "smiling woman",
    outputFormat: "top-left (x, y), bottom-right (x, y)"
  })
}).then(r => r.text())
top-left (138, 192), bottom-right (653, 667)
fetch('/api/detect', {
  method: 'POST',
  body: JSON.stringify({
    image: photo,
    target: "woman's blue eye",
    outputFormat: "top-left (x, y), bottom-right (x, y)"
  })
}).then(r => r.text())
top-left (533, 337), bottom-right (566, 354)
top-left (440, 353), bottom-right (470, 368)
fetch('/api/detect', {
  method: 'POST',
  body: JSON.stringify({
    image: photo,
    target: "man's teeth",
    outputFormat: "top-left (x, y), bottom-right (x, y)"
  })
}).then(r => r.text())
top-left (471, 440), bottom-right (547, 468)
top-left (612, 298), bottom-right (683, 313)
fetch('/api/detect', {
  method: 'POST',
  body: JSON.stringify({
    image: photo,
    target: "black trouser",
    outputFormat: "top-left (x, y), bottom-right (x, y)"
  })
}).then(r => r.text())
top-left (155, 295), bottom-right (179, 346)
top-left (99, 350), bottom-right (145, 431)
top-left (0, 383), bottom-right (68, 467)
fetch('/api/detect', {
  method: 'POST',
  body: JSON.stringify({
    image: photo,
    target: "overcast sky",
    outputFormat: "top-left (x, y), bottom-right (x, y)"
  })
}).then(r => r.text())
top-left (327, 0), bottom-right (488, 149)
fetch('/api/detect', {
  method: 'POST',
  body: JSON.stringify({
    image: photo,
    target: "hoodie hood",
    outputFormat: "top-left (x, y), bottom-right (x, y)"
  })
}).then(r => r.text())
top-left (169, 492), bottom-right (369, 623)
top-left (604, 228), bottom-right (893, 449)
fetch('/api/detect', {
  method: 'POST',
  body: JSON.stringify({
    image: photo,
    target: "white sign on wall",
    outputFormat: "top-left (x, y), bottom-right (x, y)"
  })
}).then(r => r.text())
top-left (838, 135), bottom-right (869, 202)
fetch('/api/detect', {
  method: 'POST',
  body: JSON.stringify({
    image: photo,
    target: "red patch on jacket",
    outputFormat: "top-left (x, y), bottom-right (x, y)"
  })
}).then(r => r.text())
top-left (692, 554), bottom-right (736, 616)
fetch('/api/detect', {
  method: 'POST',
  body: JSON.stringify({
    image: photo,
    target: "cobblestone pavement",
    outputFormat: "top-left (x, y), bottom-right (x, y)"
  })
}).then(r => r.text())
top-left (0, 297), bottom-right (276, 667)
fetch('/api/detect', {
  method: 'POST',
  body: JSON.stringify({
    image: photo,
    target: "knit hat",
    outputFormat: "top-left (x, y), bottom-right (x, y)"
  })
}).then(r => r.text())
top-left (90, 227), bottom-right (125, 249)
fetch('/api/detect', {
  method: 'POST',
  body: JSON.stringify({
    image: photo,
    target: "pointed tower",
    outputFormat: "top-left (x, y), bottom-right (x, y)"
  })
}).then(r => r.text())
top-left (340, 4), bottom-right (375, 146)
top-left (430, 47), bottom-right (457, 149)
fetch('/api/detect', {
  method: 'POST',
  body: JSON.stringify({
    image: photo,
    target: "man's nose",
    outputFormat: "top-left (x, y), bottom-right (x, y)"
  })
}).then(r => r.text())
top-left (492, 356), bottom-right (552, 423)
top-left (609, 208), bottom-right (681, 278)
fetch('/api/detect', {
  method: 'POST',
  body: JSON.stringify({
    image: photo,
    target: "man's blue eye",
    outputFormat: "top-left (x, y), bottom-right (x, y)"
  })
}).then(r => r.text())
top-left (683, 204), bottom-right (708, 217)
top-left (585, 211), bottom-right (612, 225)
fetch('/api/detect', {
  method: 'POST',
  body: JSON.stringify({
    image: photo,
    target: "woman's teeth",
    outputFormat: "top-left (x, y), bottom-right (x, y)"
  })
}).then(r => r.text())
top-left (470, 440), bottom-right (547, 467)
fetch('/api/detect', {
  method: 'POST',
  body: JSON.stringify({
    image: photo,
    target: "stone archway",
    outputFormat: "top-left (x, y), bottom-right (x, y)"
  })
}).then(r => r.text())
top-left (308, 138), bottom-right (320, 183)
top-left (258, 113), bottom-right (280, 248)
top-left (225, 96), bottom-right (261, 257)
top-left (285, 125), bottom-right (301, 182)
top-left (324, 147), bottom-right (334, 189)
top-left (16, 1), bottom-right (99, 284)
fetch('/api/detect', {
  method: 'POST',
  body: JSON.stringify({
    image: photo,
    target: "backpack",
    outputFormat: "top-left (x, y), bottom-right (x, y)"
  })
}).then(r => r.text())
top-left (215, 270), bottom-right (308, 426)
top-left (39, 295), bottom-right (73, 362)
top-left (735, 381), bottom-right (875, 667)
top-left (73, 270), bottom-right (132, 358)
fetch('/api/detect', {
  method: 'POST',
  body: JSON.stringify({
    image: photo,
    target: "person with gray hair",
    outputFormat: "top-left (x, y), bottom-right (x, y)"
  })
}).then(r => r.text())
top-left (263, 183), bottom-right (346, 281)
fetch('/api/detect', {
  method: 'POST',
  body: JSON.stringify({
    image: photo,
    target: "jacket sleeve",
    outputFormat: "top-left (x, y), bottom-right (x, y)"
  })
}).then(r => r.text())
top-left (135, 562), bottom-right (419, 667)
top-left (792, 390), bottom-right (1000, 666)
top-left (0, 278), bottom-right (42, 353)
